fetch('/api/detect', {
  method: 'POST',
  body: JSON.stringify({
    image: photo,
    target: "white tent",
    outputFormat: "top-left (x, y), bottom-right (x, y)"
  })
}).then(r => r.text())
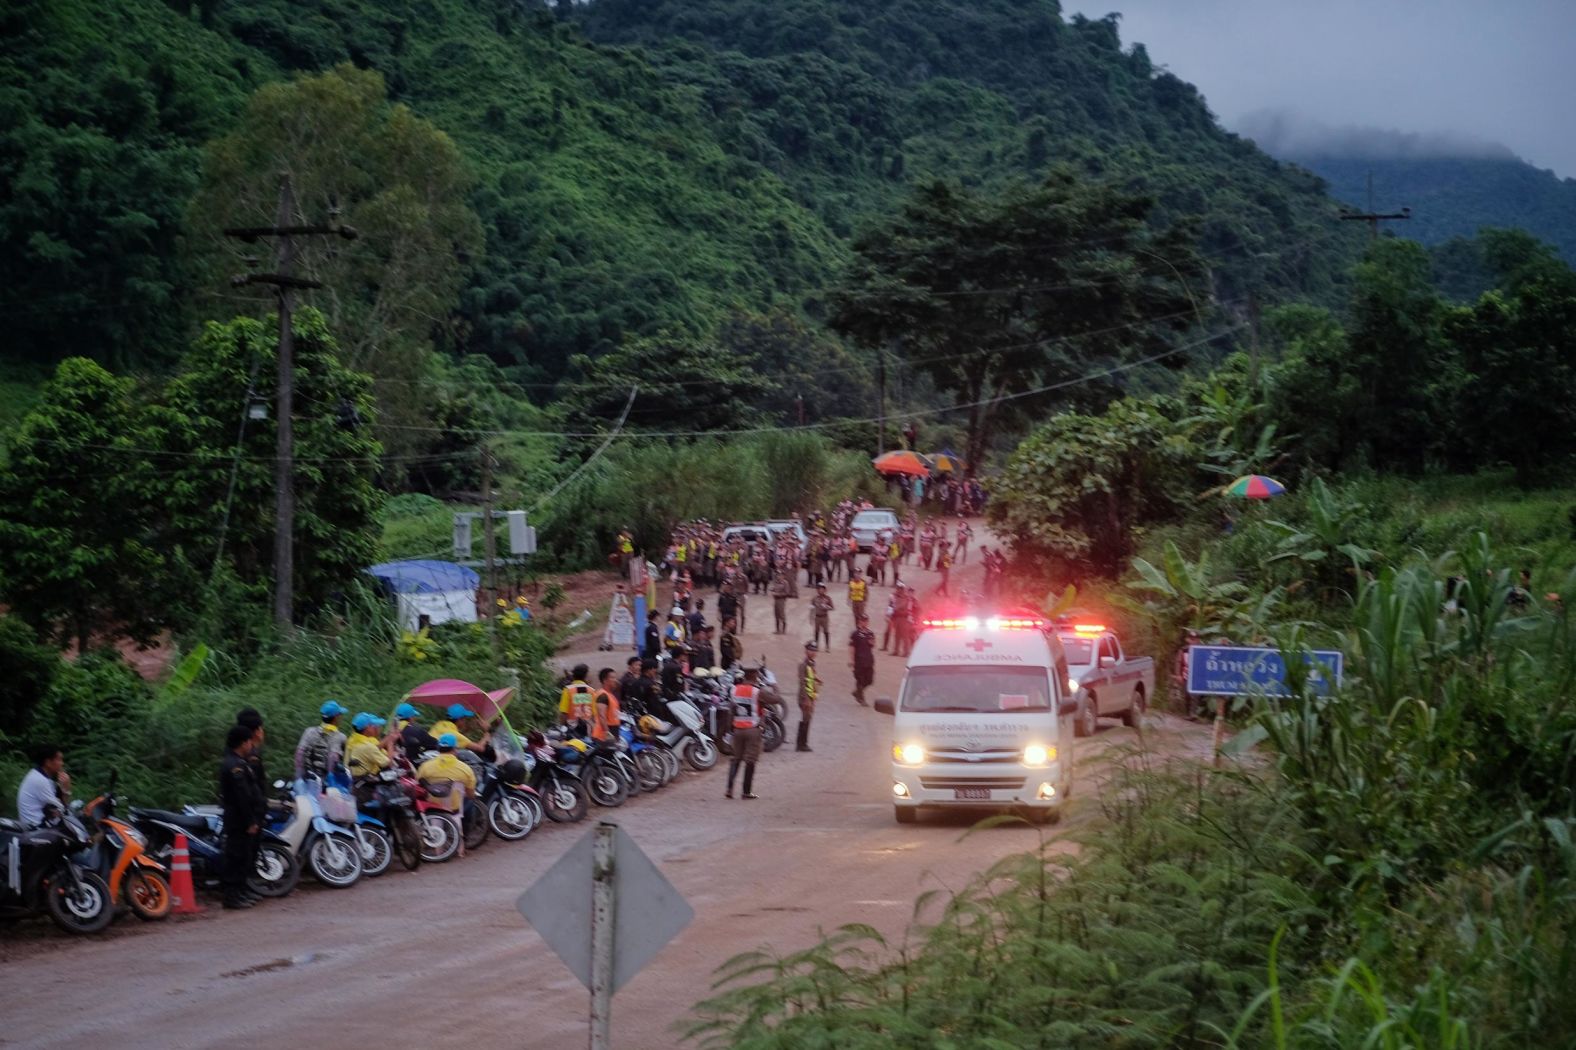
top-left (365, 560), bottom-right (479, 632)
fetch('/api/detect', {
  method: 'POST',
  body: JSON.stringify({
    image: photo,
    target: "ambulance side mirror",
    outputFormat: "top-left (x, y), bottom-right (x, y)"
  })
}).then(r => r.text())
top-left (873, 697), bottom-right (895, 716)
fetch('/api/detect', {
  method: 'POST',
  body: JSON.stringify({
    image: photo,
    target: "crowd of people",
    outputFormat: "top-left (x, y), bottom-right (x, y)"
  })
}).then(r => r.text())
top-left (626, 500), bottom-right (1003, 757)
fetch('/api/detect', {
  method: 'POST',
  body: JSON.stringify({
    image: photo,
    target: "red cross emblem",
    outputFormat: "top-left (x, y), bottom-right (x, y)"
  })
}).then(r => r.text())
top-left (964, 638), bottom-right (993, 652)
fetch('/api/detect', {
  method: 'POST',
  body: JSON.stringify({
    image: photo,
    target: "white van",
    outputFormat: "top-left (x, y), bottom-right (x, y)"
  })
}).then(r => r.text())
top-left (874, 614), bottom-right (1075, 824)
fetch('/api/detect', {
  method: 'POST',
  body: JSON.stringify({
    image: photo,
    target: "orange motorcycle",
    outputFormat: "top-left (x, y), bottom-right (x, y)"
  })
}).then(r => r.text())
top-left (78, 772), bottom-right (171, 921)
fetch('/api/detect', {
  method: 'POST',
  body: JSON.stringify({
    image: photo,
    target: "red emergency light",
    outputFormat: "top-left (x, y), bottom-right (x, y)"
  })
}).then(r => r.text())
top-left (919, 614), bottom-right (1047, 631)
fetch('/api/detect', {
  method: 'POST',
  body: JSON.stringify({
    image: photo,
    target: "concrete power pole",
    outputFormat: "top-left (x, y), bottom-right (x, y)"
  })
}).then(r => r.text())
top-left (226, 174), bottom-right (357, 630)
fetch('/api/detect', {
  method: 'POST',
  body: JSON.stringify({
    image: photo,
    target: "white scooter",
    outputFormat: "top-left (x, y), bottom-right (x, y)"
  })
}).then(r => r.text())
top-left (266, 777), bottom-right (364, 889)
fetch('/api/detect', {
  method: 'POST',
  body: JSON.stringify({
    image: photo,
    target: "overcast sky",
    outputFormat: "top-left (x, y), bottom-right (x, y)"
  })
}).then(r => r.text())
top-left (1064, 0), bottom-right (1576, 178)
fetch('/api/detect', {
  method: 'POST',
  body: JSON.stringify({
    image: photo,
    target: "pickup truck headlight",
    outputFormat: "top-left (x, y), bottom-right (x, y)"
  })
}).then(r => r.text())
top-left (1023, 744), bottom-right (1056, 767)
top-left (893, 743), bottom-right (925, 766)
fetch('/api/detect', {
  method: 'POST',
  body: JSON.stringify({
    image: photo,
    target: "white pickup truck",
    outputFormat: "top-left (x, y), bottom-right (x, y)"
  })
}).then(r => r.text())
top-left (1056, 623), bottom-right (1154, 737)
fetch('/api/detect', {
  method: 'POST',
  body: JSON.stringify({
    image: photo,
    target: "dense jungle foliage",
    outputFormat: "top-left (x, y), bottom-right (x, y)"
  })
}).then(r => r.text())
top-left (3, 0), bottom-right (1362, 384)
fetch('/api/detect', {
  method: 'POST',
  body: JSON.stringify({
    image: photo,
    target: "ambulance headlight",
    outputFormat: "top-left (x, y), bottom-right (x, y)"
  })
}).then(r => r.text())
top-left (893, 742), bottom-right (925, 766)
top-left (1068, 677), bottom-right (1079, 694)
top-left (1023, 744), bottom-right (1055, 767)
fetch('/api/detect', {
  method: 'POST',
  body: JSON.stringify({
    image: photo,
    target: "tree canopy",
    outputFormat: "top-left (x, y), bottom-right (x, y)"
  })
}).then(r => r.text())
top-left (831, 173), bottom-right (1205, 470)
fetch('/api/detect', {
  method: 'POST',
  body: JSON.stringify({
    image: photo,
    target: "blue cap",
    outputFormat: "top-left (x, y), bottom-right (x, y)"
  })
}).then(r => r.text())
top-left (445, 703), bottom-right (477, 719)
top-left (437, 733), bottom-right (458, 749)
top-left (395, 703), bottom-right (418, 719)
top-left (352, 713), bottom-right (386, 732)
top-left (320, 700), bottom-right (349, 718)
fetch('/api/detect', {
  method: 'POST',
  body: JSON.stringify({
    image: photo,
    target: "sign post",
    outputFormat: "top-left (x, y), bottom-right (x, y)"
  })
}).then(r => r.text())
top-left (517, 822), bottom-right (693, 1050)
top-left (1185, 645), bottom-right (1344, 767)
top-left (590, 824), bottom-right (615, 1050)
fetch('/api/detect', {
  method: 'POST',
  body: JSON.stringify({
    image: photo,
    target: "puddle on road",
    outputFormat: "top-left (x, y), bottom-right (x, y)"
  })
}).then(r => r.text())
top-left (221, 951), bottom-right (330, 979)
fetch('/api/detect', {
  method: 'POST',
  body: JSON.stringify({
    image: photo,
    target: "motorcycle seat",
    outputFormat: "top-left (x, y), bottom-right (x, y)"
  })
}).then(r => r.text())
top-left (134, 808), bottom-right (213, 834)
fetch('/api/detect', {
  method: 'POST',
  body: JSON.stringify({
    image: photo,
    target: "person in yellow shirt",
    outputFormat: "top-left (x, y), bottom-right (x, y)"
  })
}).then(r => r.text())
top-left (416, 735), bottom-right (478, 856)
top-left (345, 713), bottom-right (394, 780)
top-left (428, 703), bottom-right (490, 756)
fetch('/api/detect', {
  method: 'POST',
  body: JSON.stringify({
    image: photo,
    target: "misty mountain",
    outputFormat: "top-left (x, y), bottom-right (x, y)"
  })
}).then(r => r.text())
top-left (1241, 111), bottom-right (1576, 264)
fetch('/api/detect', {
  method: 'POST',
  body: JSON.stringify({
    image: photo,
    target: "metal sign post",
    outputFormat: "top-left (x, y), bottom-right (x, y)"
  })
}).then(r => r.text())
top-left (517, 822), bottom-right (693, 1050)
top-left (590, 824), bottom-right (615, 1050)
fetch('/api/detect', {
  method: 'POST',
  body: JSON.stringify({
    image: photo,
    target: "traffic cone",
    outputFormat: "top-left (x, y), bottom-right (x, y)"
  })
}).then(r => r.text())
top-left (169, 832), bottom-right (204, 915)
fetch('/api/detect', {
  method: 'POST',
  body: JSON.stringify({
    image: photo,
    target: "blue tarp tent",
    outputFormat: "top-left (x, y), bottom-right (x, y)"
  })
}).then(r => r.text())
top-left (365, 560), bottom-right (479, 631)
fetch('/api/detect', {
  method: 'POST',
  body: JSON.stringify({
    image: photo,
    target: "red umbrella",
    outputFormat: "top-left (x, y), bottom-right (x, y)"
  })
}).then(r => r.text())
top-left (401, 678), bottom-right (510, 721)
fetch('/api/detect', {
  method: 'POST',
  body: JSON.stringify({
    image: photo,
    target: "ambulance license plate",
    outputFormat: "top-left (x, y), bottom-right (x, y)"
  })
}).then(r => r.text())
top-left (954, 787), bottom-right (990, 800)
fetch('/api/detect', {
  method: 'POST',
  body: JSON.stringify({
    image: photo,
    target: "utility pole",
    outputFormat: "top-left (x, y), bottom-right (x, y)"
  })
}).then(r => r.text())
top-left (1247, 290), bottom-right (1262, 394)
top-left (481, 443), bottom-right (498, 609)
top-left (1339, 171), bottom-right (1410, 240)
top-left (876, 349), bottom-right (887, 455)
top-left (227, 174), bottom-right (357, 630)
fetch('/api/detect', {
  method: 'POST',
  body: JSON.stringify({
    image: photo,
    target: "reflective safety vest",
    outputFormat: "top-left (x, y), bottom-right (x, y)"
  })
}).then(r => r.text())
top-left (665, 621), bottom-right (686, 647)
top-left (562, 683), bottom-right (595, 723)
top-left (731, 683), bottom-right (760, 729)
top-left (848, 578), bottom-right (867, 602)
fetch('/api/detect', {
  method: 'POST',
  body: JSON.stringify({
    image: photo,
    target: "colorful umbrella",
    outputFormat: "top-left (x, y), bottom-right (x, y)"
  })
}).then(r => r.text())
top-left (928, 450), bottom-right (966, 474)
top-left (401, 678), bottom-right (509, 721)
top-left (872, 450), bottom-right (934, 477)
top-left (1225, 474), bottom-right (1286, 499)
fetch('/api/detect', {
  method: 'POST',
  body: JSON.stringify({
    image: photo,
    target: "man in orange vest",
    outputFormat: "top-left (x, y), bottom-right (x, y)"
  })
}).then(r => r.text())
top-left (725, 665), bottom-right (766, 799)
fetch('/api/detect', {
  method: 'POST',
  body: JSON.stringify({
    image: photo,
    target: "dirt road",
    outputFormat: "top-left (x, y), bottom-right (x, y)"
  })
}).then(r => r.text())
top-left (1, 533), bottom-right (1209, 1050)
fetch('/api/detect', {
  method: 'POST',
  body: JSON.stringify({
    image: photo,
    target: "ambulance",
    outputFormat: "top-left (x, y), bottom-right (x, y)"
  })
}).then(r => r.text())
top-left (874, 612), bottom-right (1076, 824)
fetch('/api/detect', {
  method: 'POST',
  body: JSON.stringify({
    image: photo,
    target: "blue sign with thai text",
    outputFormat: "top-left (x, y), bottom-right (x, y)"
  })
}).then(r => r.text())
top-left (1185, 645), bottom-right (1343, 698)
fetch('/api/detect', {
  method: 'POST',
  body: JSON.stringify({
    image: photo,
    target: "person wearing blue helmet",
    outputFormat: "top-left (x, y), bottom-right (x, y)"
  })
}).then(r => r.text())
top-left (295, 699), bottom-right (349, 779)
top-left (394, 702), bottom-right (438, 765)
top-left (429, 702), bottom-right (492, 757)
top-left (345, 713), bottom-right (395, 779)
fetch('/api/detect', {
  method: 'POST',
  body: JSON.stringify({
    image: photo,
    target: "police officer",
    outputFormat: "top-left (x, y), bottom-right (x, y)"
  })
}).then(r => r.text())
top-left (725, 665), bottom-right (766, 799)
top-left (810, 583), bottom-right (834, 649)
top-left (771, 570), bottom-right (791, 634)
top-left (220, 724), bottom-right (265, 910)
top-left (796, 642), bottom-right (819, 752)
top-left (849, 615), bottom-right (876, 706)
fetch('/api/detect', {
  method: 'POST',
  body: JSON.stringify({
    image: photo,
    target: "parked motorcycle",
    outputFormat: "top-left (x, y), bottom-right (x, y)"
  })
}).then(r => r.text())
top-left (77, 774), bottom-right (170, 921)
top-left (474, 759), bottom-right (540, 841)
top-left (132, 807), bottom-right (299, 899)
top-left (323, 772), bottom-right (391, 878)
top-left (264, 778), bottom-right (363, 889)
top-left (355, 767), bottom-right (423, 872)
top-left (0, 813), bottom-right (114, 934)
top-left (664, 695), bottom-right (720, 770)
top-left (526, 732), bottom-right (589, 823)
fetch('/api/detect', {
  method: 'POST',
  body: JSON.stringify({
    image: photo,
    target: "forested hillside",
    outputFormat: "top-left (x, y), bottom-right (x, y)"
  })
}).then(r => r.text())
top-left (3, 0), bottom-right (1363, 386)
top-left (1297, 155), bottom-right (1576, 267)
top-left (574, 0), bottom-right (1365, 306)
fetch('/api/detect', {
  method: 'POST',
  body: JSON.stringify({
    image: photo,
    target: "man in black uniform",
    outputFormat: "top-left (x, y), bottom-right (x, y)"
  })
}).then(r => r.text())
top-left (219, 724), bottom-right (265, 910)
top-left (642, 609), bottom-right (662, 661)
top-left (617, 656), bottom-right (645, 718)
top-left (233, 709), bottom-right (268, 903)
top-left (849, 615), bottom-right (877, 707)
